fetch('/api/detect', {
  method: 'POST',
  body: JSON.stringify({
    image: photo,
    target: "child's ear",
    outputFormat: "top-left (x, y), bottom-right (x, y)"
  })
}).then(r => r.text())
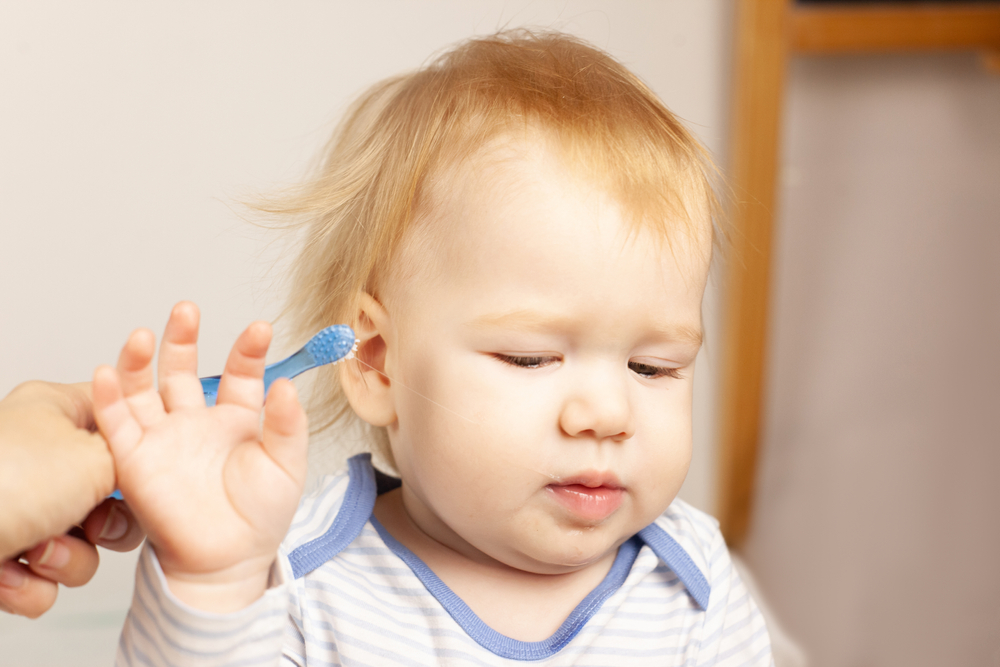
top-left (340, 292), bottom-right (396, 427)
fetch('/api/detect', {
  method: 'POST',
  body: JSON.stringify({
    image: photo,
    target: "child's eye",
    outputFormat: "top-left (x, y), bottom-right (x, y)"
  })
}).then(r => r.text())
top-left (494, 354), bottom-right (557, 369)
top-left (629, 361), bottom-right (683, 380)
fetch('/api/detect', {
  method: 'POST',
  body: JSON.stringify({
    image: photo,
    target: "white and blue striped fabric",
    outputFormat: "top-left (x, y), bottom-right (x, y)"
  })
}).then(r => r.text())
top-left (117, 454), bottom-right (773, 666)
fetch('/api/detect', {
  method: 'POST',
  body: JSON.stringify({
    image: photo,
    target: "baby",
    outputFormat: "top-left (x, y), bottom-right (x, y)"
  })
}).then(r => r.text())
top-left (92, 31), bottom-right (772, 666)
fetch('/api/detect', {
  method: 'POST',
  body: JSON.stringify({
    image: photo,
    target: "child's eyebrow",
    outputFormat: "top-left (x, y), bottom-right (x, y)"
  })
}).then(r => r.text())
top-left (467, 310), bottom-right (704, 347)
top-left (648, 324), bottom-right (704, 348)
top-left (467, 310), bottom-right (574, 333)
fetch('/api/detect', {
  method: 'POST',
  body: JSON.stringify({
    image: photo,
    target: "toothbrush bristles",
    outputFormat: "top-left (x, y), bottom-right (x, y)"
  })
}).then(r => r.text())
top-left (336, 340), bottom-right (360, 364)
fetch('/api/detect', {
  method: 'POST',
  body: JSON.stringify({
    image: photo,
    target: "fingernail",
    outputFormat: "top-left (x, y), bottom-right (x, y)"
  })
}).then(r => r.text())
top-left (0, 562), bottom-right (26, 589)
top-left (38, 539), bottom-right (71, 569)
top-left (99, 505), bottom-right (128, 542)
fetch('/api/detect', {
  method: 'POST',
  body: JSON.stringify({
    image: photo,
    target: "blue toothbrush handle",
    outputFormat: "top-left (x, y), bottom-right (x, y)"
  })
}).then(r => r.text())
top-left (200, 348), bottom-right (317, 407)
top-left (200, 375), bottom-right (220, 405)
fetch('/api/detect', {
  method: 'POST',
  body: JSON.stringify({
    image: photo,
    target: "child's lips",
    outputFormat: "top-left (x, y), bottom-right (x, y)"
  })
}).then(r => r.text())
top-left (546, 476), bottom-right (624, 522)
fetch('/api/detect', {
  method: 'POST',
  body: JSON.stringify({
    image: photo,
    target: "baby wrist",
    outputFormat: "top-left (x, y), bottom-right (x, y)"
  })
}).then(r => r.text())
top-left (124, 544), bottom-right (288, 665)
top-left (160, 553), bottom-right (280, 614)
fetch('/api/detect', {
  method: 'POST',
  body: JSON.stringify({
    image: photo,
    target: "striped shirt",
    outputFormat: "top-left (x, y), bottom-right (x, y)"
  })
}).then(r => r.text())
top-left (117, 454), bottom-right (773, 666)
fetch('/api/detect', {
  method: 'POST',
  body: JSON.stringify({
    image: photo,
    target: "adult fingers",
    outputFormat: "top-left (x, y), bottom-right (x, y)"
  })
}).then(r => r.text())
top-left (82, 499), bottom-right (146, 552)
top-left (0, 560), bottom-right (58, 618)
top-left (0, 381), bottom-right (117, 561)
top-left (158, 302), bottom-right (204, 411)
top-left (215, 322), bottom-right (271, 411)
top-left (22, 533), bottom-right (99, 589)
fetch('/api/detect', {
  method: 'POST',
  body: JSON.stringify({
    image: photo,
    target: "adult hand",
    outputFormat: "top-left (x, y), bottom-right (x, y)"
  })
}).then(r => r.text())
top-left (0, 381), bottom-right (145, 617)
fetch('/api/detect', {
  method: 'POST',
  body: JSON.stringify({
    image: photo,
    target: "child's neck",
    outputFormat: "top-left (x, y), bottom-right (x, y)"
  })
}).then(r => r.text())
top-left (373, 487), bottom-right (619, 642)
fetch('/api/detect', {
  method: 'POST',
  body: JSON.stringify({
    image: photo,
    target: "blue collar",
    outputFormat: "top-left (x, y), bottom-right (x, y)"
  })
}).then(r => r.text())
top-left (288, 454), bottom-right (711, 648)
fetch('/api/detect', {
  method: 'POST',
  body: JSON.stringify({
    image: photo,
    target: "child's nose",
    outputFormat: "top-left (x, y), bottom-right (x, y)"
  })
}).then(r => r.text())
top-left (558, 370), bottom-right (635, 442)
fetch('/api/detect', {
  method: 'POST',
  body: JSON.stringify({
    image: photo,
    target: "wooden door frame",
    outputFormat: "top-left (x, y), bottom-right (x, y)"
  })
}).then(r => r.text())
top-left (717, 0), bottom-right (1000, 549)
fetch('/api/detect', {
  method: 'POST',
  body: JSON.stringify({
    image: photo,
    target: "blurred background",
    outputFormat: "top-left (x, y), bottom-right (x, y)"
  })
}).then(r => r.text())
top-left (0, 1), bottom-right (997, 665)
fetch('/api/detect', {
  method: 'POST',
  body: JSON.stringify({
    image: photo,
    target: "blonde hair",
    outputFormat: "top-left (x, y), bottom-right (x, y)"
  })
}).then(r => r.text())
top-left (265, 29), bottom-right (721, 463)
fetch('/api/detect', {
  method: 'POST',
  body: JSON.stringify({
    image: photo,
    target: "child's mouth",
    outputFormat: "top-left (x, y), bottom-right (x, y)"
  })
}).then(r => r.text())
top-left (546, 480), bottom-right (624, 522)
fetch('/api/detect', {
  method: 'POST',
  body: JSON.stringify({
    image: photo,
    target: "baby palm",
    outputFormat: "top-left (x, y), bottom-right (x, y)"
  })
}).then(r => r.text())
top-left (93, 305), bottom-right (308, 605)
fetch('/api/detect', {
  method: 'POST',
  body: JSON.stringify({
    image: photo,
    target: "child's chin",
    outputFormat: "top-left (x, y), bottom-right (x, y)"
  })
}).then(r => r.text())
top-left (512, 531), bottom-right (624, 574)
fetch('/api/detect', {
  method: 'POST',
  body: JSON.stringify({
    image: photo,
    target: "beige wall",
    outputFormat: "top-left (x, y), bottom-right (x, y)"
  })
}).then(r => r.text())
top-left (0, 2), bottom-right (731, 663)
top-left (743, 53), bottom-right (1000, 666)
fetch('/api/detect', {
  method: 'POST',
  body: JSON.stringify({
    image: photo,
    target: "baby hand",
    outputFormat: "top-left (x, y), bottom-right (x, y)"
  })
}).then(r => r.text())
top-left (92, 302), bottom-right (308, 613)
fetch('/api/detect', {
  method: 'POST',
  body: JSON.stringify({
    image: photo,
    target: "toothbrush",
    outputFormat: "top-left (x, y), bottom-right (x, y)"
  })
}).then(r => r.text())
top-left (107, 324), bottom-right (356, 500)
top-left (198, 324), bottom-right (357, 407)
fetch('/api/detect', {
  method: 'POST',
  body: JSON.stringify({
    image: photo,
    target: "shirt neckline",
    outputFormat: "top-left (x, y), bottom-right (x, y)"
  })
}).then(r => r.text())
top-left (286, 452), bottom-right (711, 659)
top-left (369, 514), bottom-right (643, 661)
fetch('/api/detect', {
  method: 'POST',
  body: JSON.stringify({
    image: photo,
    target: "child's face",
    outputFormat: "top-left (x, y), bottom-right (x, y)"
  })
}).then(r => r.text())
top-left (378, 136), bottom-right (711, 575)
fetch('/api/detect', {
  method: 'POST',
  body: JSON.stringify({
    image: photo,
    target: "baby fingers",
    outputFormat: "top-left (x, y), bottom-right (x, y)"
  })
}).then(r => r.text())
top-left (261, 379), bottom-right (308, 485)
top-left (215, 321), bottom-right (272, 411)
top-left (115, 328), bottom-right (166, 426)
top-left (157, 302), bottom-right (205, 411)
top-left (92, 365), bottom-right (146, 462)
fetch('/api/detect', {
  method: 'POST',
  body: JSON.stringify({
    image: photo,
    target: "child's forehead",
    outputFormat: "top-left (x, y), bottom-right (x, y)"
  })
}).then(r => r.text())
top-left (425, 132), bottom-right (564, 214)
top-left (379, 132), bottom-right (713, 307)
top-left (415, 130), bottom-right (713, 258)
